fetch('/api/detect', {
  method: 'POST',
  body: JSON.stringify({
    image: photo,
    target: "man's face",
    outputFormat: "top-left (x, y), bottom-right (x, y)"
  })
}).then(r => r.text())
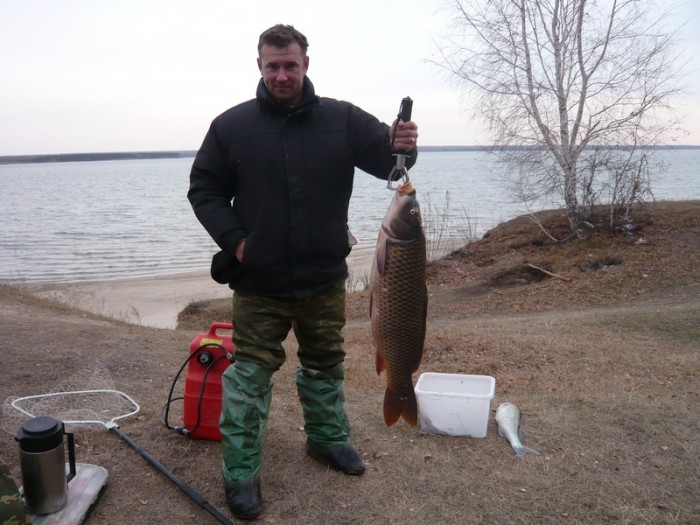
top-left (257, 43), bottom-right (309, 107)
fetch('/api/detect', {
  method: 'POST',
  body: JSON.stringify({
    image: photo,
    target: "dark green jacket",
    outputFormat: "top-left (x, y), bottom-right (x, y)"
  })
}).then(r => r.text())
top-left (188, 78), bottom-right (416, 297)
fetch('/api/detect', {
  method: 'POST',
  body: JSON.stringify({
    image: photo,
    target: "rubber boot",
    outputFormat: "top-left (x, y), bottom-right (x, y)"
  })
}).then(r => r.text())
top-left (296, 364), bottom-right (350, 446)
top-left (296, 365), bottom-right (365, 475)
top-left (220, 359), bottom-right (273, 483)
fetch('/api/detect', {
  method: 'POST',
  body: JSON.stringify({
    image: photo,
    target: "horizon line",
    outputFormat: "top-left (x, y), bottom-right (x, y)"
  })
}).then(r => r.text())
top-left (1, 144), bottom-right (699, 165)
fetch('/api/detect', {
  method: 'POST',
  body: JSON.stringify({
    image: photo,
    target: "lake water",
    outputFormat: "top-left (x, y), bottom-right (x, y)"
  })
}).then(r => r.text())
top-left (1, 149), bottom-right (698, 283)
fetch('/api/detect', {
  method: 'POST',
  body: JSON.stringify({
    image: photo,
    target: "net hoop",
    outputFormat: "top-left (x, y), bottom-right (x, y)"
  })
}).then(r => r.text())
top-left (11, 389), bottom-right (140, 429)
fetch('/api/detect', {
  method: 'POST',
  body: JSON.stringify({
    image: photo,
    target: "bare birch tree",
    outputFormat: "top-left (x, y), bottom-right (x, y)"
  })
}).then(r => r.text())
top-left (435, 0), bottom-right (685, 237)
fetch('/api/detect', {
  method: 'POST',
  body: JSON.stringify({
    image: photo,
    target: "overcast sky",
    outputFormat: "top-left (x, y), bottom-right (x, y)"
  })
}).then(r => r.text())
top-left (1, 0), bottom-right (698, 155)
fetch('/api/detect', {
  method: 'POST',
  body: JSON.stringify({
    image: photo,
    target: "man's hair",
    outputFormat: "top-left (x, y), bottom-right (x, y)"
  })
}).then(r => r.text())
top-left (258, 24), bottom-right (309, 56)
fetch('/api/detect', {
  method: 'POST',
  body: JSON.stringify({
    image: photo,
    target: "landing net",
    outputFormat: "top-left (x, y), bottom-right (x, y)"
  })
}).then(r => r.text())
top-left (1, 361), bottom-right (139, 432)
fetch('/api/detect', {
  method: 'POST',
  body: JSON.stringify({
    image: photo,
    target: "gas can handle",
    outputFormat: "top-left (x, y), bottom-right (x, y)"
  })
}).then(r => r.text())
top-left (208, 322), bottom-right (233, 336)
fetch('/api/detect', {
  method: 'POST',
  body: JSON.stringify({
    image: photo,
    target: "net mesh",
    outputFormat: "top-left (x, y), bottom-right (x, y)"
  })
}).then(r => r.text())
top-left (1, 360), bottom-right (139, 433)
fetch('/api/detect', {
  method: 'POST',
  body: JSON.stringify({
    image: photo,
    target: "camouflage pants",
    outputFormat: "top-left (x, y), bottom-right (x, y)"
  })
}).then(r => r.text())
top-left (0, 456), bottom-right (31, 525)
top-left (220, 279), bottom-right (351, 482)
top-left (230, 278), bottom-right (347, 371)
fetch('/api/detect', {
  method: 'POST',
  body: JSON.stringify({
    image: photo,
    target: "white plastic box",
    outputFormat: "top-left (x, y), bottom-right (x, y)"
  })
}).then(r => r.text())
top-left (415, 373), bottom-right (496, 438)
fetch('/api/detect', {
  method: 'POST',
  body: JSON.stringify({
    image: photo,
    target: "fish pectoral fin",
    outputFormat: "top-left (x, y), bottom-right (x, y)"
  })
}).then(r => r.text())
top-left (383, 386), bottom-right (418, 427)
top-left (376, 239), bottom-right (388, 276)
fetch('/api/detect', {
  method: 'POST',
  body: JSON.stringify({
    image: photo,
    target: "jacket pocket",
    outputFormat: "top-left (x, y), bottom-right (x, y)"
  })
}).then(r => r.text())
top-left (210, 250), bottom-right (242, 284)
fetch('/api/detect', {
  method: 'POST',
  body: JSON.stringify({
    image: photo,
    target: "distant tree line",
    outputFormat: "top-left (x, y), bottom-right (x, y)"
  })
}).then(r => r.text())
top-left (2, 145), bottom-right (695, 166)
top-left (0, 151), bottom-right (197, 165)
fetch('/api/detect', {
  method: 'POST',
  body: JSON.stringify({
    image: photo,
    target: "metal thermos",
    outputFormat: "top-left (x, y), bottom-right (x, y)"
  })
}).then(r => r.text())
top-left (15, 416), bottom-right (76, 515)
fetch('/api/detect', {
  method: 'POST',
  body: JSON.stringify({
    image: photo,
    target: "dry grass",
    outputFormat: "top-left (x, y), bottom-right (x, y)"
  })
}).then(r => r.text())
top-left (1, 200), bottom-right (698, 524)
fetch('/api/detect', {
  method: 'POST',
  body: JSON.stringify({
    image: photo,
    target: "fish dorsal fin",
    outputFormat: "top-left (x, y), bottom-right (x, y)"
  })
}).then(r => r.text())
top-left (411, 285), bottom-right (428, 374)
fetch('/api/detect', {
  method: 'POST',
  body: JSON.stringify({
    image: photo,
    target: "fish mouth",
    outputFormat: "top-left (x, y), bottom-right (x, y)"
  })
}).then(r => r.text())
top-left (397, 181), bottom-right (415, 196)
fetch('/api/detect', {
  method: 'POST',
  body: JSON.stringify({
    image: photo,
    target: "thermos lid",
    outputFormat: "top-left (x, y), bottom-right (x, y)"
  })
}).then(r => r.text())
top-left (15, 416), bottom-right (64, 452)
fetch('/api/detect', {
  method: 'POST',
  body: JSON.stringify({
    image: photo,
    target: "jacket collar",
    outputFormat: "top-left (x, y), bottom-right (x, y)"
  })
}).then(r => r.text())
top-left (256, 77), bottom-right (322, 114)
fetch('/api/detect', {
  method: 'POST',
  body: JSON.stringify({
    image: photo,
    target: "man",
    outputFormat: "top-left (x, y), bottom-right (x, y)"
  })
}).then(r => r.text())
top-left (0, 456), bottom-right (31, 524)
top-left (188, 24), bottom-right (418, 520)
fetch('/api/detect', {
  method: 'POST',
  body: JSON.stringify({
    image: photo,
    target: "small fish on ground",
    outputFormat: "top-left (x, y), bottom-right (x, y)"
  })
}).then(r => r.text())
top-left (495, 402), bottom-right (539, 457)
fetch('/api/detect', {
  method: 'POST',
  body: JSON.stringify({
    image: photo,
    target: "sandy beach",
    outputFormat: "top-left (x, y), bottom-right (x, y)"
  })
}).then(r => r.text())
top-left (28, 247), bottom-right (376, 329)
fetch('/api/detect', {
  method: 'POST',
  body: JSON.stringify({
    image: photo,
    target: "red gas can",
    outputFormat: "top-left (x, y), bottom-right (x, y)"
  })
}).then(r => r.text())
top-left (183, 322), bottom-right (234, 441)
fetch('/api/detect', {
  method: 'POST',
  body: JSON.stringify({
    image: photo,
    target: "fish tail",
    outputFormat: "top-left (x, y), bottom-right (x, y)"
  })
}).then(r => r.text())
top-left (513, 445), bottom-right (539, 457)
top-left (383, 386), bottom-right (418, 427)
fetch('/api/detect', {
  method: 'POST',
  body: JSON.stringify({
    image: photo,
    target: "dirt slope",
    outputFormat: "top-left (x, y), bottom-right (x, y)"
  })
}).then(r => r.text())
top-left (1, 200), bottom-right (698, 524)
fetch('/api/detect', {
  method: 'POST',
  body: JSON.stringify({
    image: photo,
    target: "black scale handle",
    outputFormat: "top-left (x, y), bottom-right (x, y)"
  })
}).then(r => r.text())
top-left (398, 96), bottom-right (413, 122)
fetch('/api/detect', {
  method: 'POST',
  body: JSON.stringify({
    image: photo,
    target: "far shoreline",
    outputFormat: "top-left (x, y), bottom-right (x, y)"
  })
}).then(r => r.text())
top-left (2, 144), bottom-right (699, 165)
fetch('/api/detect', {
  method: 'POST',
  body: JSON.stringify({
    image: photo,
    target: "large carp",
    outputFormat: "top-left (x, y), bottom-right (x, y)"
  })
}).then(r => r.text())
top-left (370, 181), bottom-right (427, 427)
